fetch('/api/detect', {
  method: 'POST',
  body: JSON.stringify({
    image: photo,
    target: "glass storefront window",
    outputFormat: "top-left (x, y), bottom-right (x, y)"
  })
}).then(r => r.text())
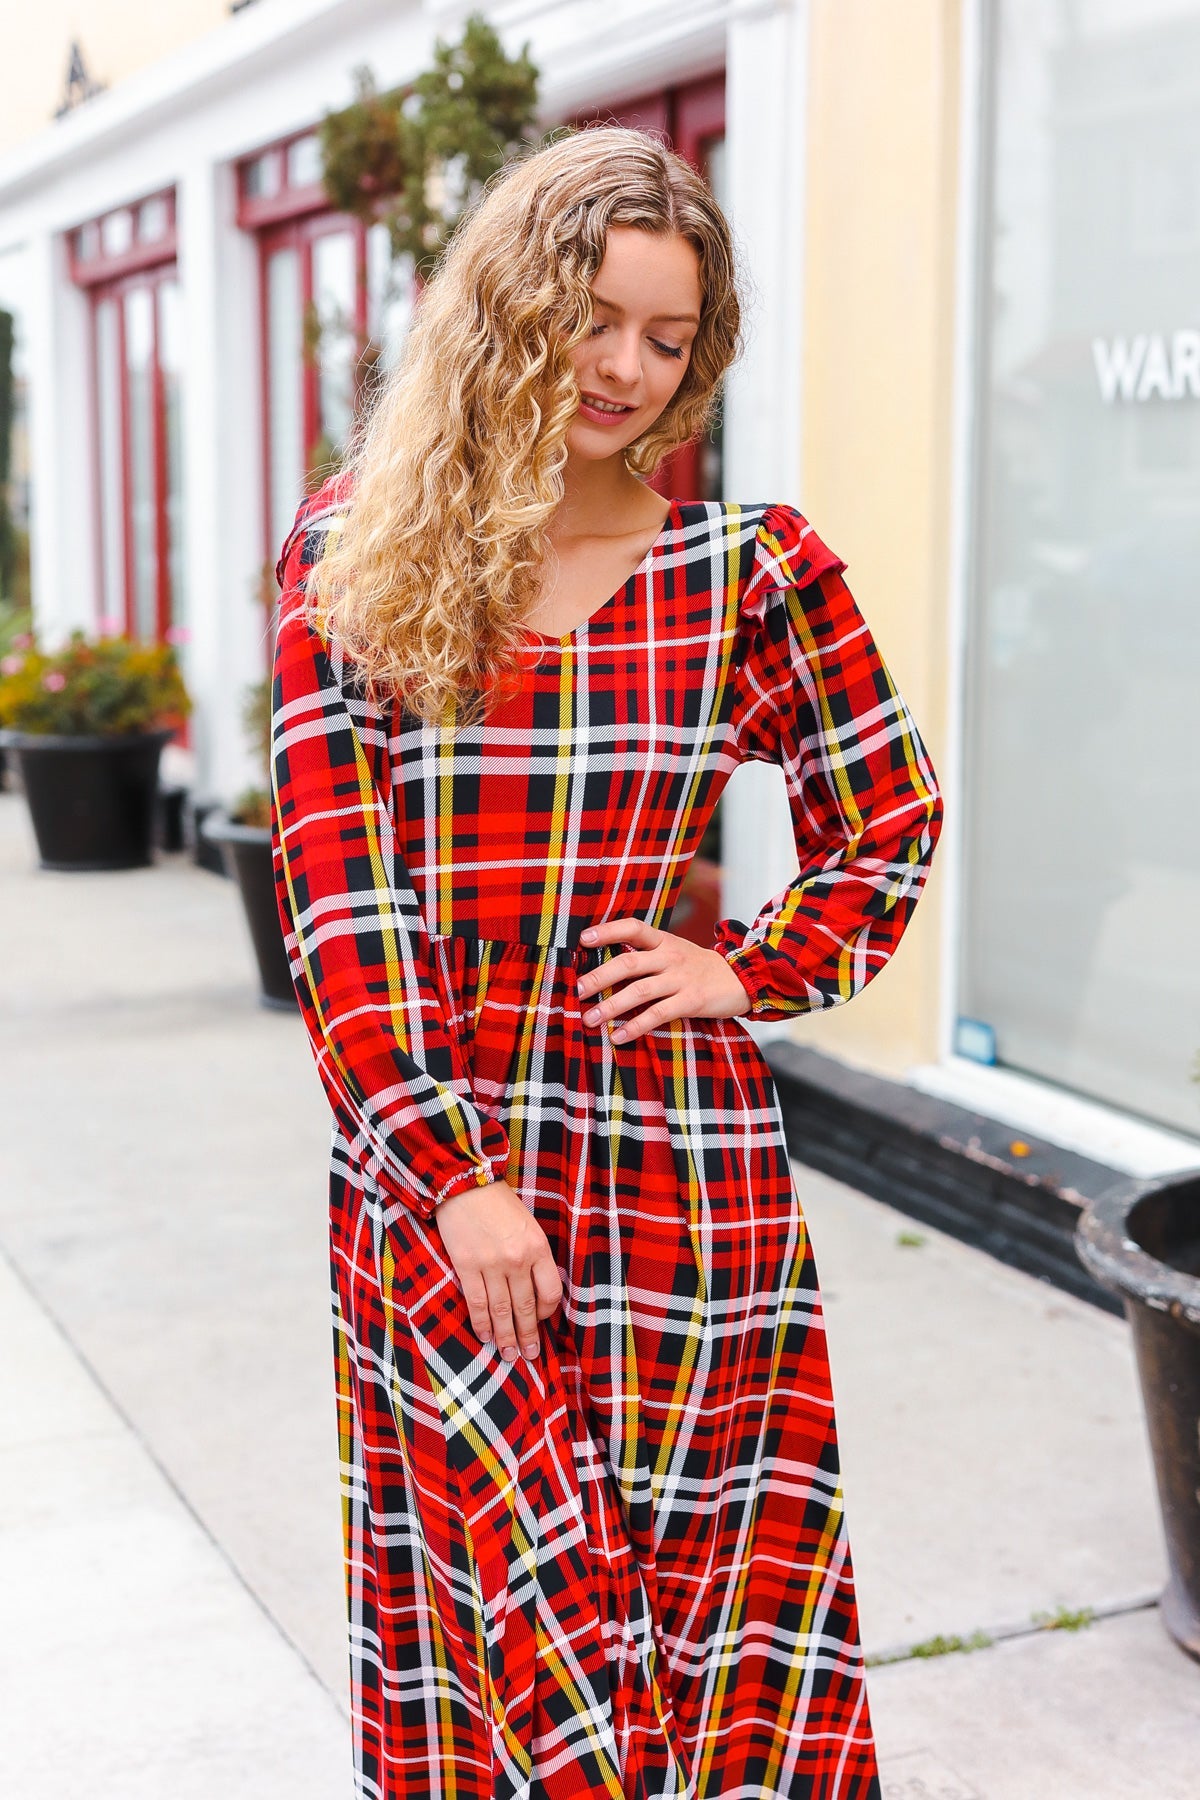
top-left (267, 244), bottom-right (304, 558)
top-left (124, 284), bottom-right (157, 640)
top-left (0, 252), bottom-right (32, 611)
top-left (138, 196), bottom-right (170, 244)
top-left (71, 192), bottom-right (180, 658)
top-left (286, 134), bottom-right (322, 188)
top-left (158, 277), bottom-right (186, 635)
top-left (100, 209), bottom-right (134, 259)
top-left (260, 216), bottom-right (419, 561)
top-left (366, 224), bottom-right (415, 374)
top-left (88, 271), bottom-right (183, 646)
top-left (963, 0), bottom-right (1200, 1135)
top-left (95, 296), bottom-right (125, 627)
top-left (243, 150), bottom-right (282, 201)
top-left (311, 229), bottom-right (357, 454)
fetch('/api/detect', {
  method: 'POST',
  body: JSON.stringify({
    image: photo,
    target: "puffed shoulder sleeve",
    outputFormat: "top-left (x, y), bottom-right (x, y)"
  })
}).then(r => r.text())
top-left (270, 481), bottom-right (512, 1220)
top-left (712, 502), bottom-right (944, 1021)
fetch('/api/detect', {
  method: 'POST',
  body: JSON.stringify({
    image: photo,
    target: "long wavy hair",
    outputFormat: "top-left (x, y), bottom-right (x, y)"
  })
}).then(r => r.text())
top-left (305, 124), bottom-right (746, 727)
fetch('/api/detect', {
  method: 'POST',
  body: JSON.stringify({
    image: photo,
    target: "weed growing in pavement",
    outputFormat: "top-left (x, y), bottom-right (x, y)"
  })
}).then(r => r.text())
top-left (865, 1631), bottom-right (993, 1668)
top-left (1032, 1605), bottom-right (1095, 1632)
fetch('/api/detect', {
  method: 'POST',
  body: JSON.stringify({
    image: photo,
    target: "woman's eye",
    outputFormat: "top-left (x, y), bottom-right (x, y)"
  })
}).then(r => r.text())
top-left (589, 322), bottom-right (685, 361)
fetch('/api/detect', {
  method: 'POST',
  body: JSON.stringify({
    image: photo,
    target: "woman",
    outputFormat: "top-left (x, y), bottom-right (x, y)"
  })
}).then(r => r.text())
top-left (271, 124), bottom-right (942, 1800)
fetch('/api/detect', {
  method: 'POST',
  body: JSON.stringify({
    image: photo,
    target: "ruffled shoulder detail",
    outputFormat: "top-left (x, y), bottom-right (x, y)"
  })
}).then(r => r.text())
top-left (737, 501), bottom-right (848, 638)
top-left (274, 468), bottom-right (357, 590)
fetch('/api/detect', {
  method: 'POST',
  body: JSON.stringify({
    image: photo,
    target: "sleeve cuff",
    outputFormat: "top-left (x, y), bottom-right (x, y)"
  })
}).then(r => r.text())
top-left (429, 1155), bottom-right (511, 1213)
top-left (712, 918), bottom-right (776, 1019)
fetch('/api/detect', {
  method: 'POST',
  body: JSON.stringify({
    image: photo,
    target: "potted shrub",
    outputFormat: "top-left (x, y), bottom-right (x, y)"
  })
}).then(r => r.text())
top-left (0, 600), bottom-right (33, 792)
top-left (200, 676), bottom-right (296, 1011)
top-left (0, 627), bottom-right (191, 870)
top-left (1075, 1169), bottom-right (1200, 1659)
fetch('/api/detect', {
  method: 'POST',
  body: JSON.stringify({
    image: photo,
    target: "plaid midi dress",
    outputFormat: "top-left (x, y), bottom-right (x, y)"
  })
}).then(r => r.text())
top-left (270, 471), bottom-right (943, 1800)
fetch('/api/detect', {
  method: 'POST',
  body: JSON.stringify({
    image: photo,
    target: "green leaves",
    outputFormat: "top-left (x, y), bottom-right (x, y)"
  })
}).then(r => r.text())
top-left (0, 630), bottom-right (192, 737)
top-left (317, 12), bottom-right (539, 275)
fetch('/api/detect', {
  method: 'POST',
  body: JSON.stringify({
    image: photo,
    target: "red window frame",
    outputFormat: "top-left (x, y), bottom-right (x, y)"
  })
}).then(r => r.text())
top-left (572, 71), bottom-right (727, 503)
top-left (239, 130), bottom-right (375, 565)
top-left (85, 264), bottom-right (180, 648)
top-left (254, 213), bottom-right (372, 564)
top-left (69, 188), bottom-right (177, 290)
top-left (72, 192), bottom-right (187, 744)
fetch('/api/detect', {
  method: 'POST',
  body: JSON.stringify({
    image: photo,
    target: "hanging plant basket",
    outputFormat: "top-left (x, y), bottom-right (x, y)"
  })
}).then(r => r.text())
top-left (317, 13), bottom-right (540, 275)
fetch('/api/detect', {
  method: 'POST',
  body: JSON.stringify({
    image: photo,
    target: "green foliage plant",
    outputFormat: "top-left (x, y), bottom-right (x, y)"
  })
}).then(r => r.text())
top-left (0, 596), bottom-right (33, 658)
top-left (231, 674), bottom-right (273, 828)
top-left (0, 628), bottom-right (191, 737)
top-left (319, 11), bottom-right (540, 276)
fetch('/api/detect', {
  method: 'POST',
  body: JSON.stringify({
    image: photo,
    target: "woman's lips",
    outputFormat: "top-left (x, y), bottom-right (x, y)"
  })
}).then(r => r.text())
top-left (578, 393), bottom-right (636, 425)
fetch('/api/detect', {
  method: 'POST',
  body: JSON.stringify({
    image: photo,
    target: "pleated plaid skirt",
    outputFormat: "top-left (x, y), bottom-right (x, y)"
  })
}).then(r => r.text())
top-left (270, 474), bottom-right (942, 1798)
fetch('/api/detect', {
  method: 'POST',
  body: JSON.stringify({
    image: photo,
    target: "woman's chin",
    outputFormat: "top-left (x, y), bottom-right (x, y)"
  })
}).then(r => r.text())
top-left (565, 419), bottom-right (640, 463)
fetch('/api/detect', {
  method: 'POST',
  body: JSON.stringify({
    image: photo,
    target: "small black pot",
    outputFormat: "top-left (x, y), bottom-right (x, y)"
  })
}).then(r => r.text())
top-left (154, 784), bottom-right (189, 854)
top-left (1076, 1172), bottom-right (1200, 1659)
top-left (200, 809), bottom-right (297, 1011)
top-left (0, 727), bottom-right (175, 871)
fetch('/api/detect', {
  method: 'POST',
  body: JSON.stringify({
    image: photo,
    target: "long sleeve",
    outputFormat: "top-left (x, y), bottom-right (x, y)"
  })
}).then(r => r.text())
top-left (712, 502), bottom-right (944, 1022)
top-left (269, 484), bottom-right (512, 1219)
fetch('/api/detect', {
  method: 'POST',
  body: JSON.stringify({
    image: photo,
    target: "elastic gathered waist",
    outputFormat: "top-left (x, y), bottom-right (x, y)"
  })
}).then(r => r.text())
top-left (431, 927), bottom-right (619, 972)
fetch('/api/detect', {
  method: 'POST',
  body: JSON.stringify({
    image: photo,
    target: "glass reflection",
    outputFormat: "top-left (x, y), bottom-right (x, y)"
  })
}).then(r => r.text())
top-left (964, 0), bottom-right (1200, 1133)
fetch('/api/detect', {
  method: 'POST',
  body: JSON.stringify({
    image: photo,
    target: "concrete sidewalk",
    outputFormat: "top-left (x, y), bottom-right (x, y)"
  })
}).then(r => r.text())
top-left (2, 788), bottom-right (1197, 1797)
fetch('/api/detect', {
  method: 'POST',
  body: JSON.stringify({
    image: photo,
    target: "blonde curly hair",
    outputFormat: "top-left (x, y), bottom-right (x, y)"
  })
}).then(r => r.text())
top-left (305, 123), bottom-right (745, 727)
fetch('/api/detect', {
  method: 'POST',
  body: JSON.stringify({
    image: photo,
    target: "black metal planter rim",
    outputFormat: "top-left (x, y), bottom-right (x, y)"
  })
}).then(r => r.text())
top-left (199, 811), bottom-right (271, 845)
top-left (0, 727), bottom-right (176, 751)
top-left (1075, 1173), bottom-right (1200, 1332)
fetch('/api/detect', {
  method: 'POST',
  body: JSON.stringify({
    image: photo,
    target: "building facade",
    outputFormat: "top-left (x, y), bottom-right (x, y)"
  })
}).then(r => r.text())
top-left (2, 0), bottom-right (1197, 1176)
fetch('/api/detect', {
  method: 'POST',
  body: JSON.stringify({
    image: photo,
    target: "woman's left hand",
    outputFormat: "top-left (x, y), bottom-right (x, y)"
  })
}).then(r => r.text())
top-left (576, 916), bottom-right (753, 1043)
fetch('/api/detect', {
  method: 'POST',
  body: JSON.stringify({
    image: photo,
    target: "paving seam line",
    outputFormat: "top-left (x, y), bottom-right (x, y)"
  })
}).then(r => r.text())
top-left (0, 1238), bottom-right (351, 1721)
top-left (865, 1591), bottom-right (1162, 1669)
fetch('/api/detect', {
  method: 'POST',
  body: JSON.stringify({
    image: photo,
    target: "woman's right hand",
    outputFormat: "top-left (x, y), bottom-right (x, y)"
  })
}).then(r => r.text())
top-left (435, 1179), bottom-right (563, 1361)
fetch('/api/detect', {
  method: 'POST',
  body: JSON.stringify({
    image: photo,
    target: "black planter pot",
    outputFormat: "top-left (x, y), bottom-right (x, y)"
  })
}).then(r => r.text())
top-left (187, 796), bottom-right (232, 876)
top-left (1076, 1172), bottom-right (1200, 1660)
top-left (154, 783), bottom-right (189, 854)
top-left (0, 727), bottom-right (175, 871)
top-left (200, 809), bottom-right (297, 1011)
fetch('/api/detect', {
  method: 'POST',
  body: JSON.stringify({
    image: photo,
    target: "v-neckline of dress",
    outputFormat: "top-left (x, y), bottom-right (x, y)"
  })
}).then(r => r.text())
top-left (520, 496), bottom-right (682, 646)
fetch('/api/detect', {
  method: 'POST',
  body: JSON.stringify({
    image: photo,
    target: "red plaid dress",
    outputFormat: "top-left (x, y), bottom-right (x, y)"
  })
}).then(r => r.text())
top-left (270, 471), bottom-right (942, 1800)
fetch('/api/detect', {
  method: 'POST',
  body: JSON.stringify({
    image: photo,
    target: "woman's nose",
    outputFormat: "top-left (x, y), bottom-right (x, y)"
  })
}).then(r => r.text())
top-left (596, 332), bottom-right (642, 388)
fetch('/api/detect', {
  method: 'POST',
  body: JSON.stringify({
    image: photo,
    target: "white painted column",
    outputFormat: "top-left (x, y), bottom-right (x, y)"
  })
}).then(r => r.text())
top-left (25, 228), bottom-right (96, 644)
top-left (718, 0), bottom-right (811, 1025)
top-left (175, 152), bottom-right (264, 801)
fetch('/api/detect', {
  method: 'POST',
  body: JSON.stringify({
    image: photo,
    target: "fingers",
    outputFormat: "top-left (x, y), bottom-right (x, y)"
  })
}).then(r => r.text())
top-left (482, 1271), bottom-right (525, 1362)
top-left (532, 1251), bottom-right (565, 1322)
top-left (460, 1271), bottom-right (494, 1347)
top-left (509, 1273), bottom-right (543, 1362)
top-left (578, 947), bottom-right (648, 995)
top-left (577, 936), bottom-right (752, 1043)
top-left (581, 973), bottom-right (685, 1046)
top-left (475, 1253), bottom-right (562, 1361)
top-left (580, 916), bottom-right (660, 948)
top-left (438, 1184), bottom-right (569, 1363)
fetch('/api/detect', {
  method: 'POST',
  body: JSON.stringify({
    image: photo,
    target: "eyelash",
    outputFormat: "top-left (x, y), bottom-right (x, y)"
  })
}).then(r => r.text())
top-left (590, 323), bottom-right (685, 360)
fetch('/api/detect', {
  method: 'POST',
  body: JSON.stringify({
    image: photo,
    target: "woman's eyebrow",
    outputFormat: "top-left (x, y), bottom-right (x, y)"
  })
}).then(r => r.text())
top-left (591, 291), bottom-right (700, 324)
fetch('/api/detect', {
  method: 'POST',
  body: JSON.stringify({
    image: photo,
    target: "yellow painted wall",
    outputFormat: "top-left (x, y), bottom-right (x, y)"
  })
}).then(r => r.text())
top-left (791, 0), bottom-right (962, 1075)
top-left (1, 2), bottom-right (231, 160)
